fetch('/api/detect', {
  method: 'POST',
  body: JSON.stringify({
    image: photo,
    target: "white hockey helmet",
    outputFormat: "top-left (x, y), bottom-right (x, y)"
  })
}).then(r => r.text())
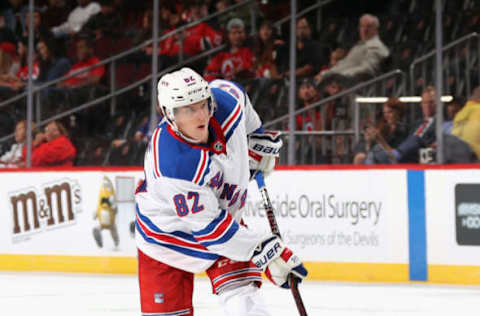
top-left (157, 67), bottom-right (215, 141)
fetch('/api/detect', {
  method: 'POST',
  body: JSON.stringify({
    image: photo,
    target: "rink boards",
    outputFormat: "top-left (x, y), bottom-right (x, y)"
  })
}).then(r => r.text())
top-left (0, 165), bottom-right (480, 284)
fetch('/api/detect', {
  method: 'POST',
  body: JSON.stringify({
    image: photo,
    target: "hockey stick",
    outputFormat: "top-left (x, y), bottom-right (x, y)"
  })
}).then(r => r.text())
top-left (254, 171), bottom-right (308, 316)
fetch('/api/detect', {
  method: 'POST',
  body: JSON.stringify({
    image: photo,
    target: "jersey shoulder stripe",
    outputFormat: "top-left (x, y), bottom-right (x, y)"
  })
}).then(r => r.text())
top-left (210, 88), bottom-right (243, 141)
top-left (211, 86), bottom-right (239, 126)
top-left (154, 122), bottom-right (211, 184)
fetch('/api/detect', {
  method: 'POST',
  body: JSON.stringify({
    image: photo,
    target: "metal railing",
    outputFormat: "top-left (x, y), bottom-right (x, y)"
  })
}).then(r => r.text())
top-left (272, 0), bottom-right (335, 30)
top-left (265, 69), bottom-right (405, 130)
top-left (263, 69), bottom-right (406, 164)
top-left (409, 32), bottom-right (480, 99)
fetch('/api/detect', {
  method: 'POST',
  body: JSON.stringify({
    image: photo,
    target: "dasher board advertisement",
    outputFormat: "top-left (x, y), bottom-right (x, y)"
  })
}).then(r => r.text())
top-left (245, 170), bottom-right (409, 263)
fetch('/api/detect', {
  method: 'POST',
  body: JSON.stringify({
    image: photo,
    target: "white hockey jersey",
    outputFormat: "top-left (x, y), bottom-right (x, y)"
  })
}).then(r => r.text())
top-left (135, 79), bottom-right (269, 273)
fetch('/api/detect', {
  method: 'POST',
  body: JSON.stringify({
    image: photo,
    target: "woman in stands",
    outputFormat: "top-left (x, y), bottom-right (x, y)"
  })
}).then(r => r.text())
top-left (21, 120), bottom-right (77, 167)
top-left (353, 98), bottom-right (409, 164)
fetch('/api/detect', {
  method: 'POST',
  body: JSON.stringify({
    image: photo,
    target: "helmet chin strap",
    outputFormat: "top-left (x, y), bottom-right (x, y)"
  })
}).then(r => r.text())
top-left (169, 113), bottom-right (214, 144)
top-left (171, 123), bottom-right (203, 144)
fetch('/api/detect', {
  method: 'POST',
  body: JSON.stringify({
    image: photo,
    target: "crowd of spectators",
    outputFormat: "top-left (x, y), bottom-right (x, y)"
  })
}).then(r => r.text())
top-left (0, 0), bottom-right (479, 167)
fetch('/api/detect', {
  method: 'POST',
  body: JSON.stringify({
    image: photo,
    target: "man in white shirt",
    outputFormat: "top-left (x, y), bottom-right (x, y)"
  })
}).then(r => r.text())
top-left (314, 14), bottom-right (390, 84)
top-left (51, 0), bottom-right (101, 37)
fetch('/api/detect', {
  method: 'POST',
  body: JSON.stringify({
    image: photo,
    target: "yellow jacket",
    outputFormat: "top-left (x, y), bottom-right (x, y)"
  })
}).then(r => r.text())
top-left (452, 100), bottom-right (480, 159)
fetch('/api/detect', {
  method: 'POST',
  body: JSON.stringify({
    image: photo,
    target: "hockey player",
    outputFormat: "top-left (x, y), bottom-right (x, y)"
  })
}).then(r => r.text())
top-left (135, 67), bottom-right (307, 316)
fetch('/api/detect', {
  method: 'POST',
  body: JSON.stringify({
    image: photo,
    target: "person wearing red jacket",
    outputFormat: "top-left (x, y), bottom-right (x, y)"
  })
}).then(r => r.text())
top-left (160, 1), bottom-right (222, 58)
top-left (59, 37), bottom-right (105, 89)
top-left (204, 18), bottom-right (255, 82)
top-left (26, 120), bottom-right (77, 167)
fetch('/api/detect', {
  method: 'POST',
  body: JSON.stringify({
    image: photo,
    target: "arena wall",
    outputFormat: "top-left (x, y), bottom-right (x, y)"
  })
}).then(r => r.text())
top-left (0, 165), bottom-right (479, 284)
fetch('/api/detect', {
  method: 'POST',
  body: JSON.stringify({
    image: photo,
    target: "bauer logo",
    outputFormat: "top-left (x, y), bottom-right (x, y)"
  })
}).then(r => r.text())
top-left (9, 178), bottom-right (82, 243)
top-left (455, 183), bottom-right (480, 246)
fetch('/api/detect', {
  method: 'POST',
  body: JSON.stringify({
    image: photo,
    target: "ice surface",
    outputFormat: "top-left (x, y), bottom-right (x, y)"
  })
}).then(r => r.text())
top-left (1, 272), bottom-right (478, 316)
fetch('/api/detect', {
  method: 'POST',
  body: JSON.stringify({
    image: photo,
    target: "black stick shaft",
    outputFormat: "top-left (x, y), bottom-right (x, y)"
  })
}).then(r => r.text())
top-left (255, 172), bottom-right (308, 316)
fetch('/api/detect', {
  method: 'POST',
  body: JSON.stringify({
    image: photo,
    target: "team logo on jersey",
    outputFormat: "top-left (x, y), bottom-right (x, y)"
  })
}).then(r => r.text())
top-left (154, 293), bottom-right (164, 304)
top-left (209, 172), bottom-right (248, 209)
top-left (212, 140), bottom-right (224, 154)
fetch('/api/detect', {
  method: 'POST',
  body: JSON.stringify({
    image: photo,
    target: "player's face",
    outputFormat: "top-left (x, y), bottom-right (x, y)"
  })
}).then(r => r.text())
top-left (175, 99), bottom-right (210, 143)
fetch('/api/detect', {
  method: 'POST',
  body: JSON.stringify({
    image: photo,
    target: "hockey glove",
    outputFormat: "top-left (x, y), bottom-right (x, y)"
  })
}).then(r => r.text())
top-left (251, 236), bottom-right (307, 289)
top-left (248, 131), bottom-right (283, 180)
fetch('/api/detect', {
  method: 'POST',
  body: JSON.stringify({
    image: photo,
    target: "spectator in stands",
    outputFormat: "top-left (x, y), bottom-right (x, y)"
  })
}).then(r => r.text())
top-left (294, 78), bottom-right (330, 163)
top-left (314, 14), bottom-right (389, 85)
top-left (133, 111), bottom-right (162, 144)
top-left (451, 87), bottom-right (480, 160)
top-left (161, 0), bottom-right (223, 59)
top-left (296, 79), bottom-right (321, 131)
top-left (252, 20), bottom-right (282, 79)
top-left (36, 37), bottom-right (70, 112)
top-left (277, 17), bottom-right (327, 79)
top-left (248, 20), bottom-right (284, 118)
top-left (181, 0), bottom-right (209, 22)
top-left (58, 36), bottom-right (105, 89)
top-left (370, 86), bottom-right (452, 163)
top-left (0, 41), bottom-right (19, 96)
top-left (204, 18), bottom-right (254, 82)
top-left (320, 76), bottom-right (351, 130)
top-left (51, 0), bottom-right (101, 38)
top-left (352, 98), bottom-right (408, 164)
top-left (107, 111), bottom-right (160, 166)
top-left (41, 0), bottom-right (72, 29)
top-left (36, 37), bottom-right (70, 82)
top-left (27, 120), bottom-right (76, 167)
top-left (50, 35), bottom-right (104, 128)
top-left (0, 39), bottom-right (40, 92)
top-left (0, 119), bottom-right (30, 168)
top-left (21, 8), bottom-right (52, 46)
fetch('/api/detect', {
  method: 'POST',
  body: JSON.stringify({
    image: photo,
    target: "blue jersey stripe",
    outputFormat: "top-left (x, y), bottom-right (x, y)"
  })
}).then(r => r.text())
top-left (200, 221), bottom-right (239, 247)
top-left (225, 112), bottom-right (243, 142)
top-left (136, 222), bottom-right (219, 261)
top-left (136, 205), bottom-right (198, 242)
top-left (198, 152), bottom-right (213, 186)
top-left (192, 209), bottom-right (228, 236)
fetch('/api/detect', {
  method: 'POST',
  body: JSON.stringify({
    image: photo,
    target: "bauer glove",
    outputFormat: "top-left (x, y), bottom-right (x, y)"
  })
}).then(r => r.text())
top-left (251, 235), bottom-right (307, 289)
top-left (248, 131), bottom-right (282, 180)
